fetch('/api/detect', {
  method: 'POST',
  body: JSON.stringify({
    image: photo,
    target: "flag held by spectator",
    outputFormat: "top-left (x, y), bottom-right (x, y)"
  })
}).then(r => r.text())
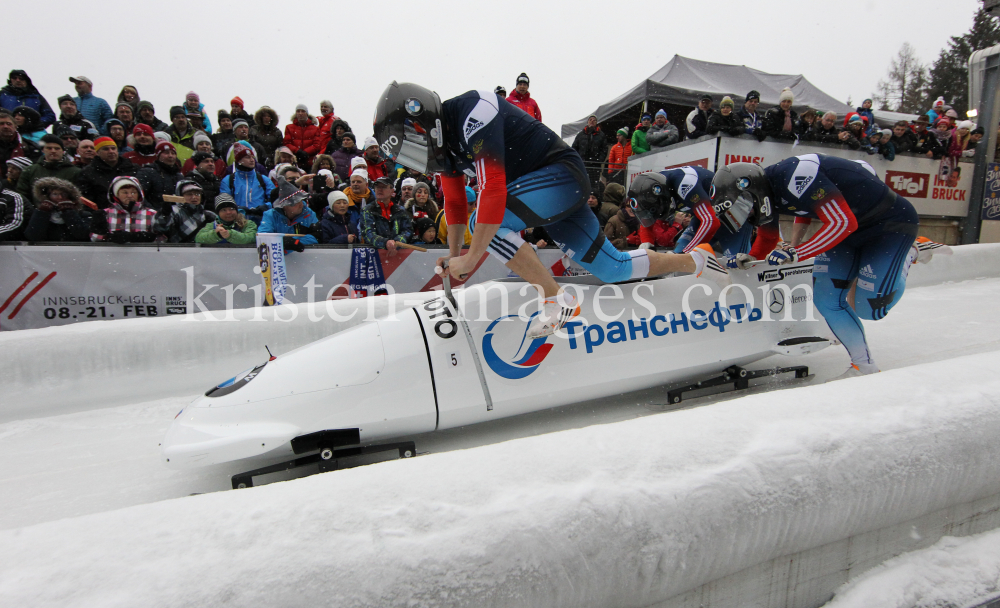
top-left (349, 247), bottom-right (388, 298)
top-left (256, 233), bottom-right (289, 306)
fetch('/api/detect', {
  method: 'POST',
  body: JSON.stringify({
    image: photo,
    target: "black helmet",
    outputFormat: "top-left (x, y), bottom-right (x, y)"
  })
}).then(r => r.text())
top-left (373, 81), bottom-right (447, 175)
top-left (626, 172), bottom-right (672, 228)
top-left (710, 162), bottom-right (774, 233)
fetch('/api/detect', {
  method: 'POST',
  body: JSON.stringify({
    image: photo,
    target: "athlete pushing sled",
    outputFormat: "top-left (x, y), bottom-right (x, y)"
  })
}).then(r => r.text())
top-left (373, 82), bottom-right (729, 338)
top-left (710, 154), bottom-right (951, 376)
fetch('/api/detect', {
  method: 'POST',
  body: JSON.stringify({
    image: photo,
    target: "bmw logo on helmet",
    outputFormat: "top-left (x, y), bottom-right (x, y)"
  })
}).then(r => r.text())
top-left (652, 185), bottom-right (662, 195)
top-left (405, 98), bottom-right (423, 116)
top-left (737, 177), bottom-right (751, 190)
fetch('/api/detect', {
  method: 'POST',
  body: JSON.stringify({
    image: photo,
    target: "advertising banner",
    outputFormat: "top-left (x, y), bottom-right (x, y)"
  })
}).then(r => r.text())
top-left (626, 137), bottom-right (719, 189)
top-left (983, 163), bottom-right (1000, 221)
top-left (716, 137), bottom-right (972, 218)
top-left (0, 245), bottom-right (566, 332)
top-left (255, 233), bottom-right (288, 306)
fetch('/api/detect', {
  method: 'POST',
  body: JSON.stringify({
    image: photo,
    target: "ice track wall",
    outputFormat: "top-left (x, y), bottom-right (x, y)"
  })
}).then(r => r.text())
top-left (2, 353), bottom-right (1000, 607)
top-left (2, 243), bottom-right (998, 423)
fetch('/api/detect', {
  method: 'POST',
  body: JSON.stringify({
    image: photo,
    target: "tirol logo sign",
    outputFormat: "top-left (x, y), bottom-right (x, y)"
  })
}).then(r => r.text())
top-left (482, 315), bottom-right (554, 379)
top-left (885, 170), bottom-right (929, 198)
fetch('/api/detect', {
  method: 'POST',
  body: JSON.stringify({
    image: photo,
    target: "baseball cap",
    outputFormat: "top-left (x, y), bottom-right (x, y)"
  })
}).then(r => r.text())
top-left (69, 76), bottom-right (93, 86)
top-left (373, 176), bottom-right (394, 187)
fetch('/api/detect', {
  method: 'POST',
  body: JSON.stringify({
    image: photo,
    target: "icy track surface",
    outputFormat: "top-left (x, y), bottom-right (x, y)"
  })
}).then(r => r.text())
top-left (3, 276), bottom-right (1000, 531)
top-left (822, 528), bottom-right (1000, 608)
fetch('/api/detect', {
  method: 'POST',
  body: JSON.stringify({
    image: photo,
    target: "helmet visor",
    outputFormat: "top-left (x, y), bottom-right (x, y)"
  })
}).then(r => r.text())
top-left (629, 197), bottom-right (657, 228)
top-left (717, 192), bottom-right (754, 233)
top-left (390, 118), bottom-right (445, 175)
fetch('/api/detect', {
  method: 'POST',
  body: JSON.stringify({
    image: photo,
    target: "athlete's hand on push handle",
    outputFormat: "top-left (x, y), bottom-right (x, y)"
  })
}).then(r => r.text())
top-left (727, 253), bottom-right (756, 270)
top-left (766, 246), bottom-right (798, 266)
top-left (435, 255), bottom-right (471, 281)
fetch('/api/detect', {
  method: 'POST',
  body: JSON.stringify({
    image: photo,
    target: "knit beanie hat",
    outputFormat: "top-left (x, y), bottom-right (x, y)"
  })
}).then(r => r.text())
top-left (956, 120), bottom-right (975, 131)
top-left (214, 193), bottom-right (237, 211)
top-left (779, 88), bottom-right (794, 103)
top-left (132, 123), bottom-right (154, 137)
top-left (186, 91), bottom-right (200, 102)
top-left (327, 190), bottom-right (349, 207)
top-left (115, 101), bottom-right (132, 113)
top-left (193, 132), bottom-right (212, 148)
top-left (363, 136), bottom-right (379, 150)
top-left (350, 157), bottom-right (367, 171)
top-left (945, 109), bottom-right (958, 119)
top-left (879, 128), bottom-right (893, 139)
top-left (5, 156), bottom-right (32, 171)
top-left (169, 106), bottom-right (185, 119)
top-left (175, 179), bottom-right (203, 196)
top-left (720, 96), bottom-right (734, 108)
top-left (351, 168), bottom-right (369, 181)
top-left (104, 118), bottom-right (125, 132)
top-left (191, 151), bottom-right (215, 166)
top-left (137, 100), bottom-right (154, 113)
top-left (232, 118), bottom-right (249, 130)
top-left (111, 176), bottom-right (143, 201)
top-left (233, 143), bottom-right (254, 163)
top-left (231, 96), bottom-right (244, 108)
top-left (401, 177), bottom-right (417, 189)
top-left (641, 113), bottom-right (652, 121)
top-left (745, 90), bottom-right (761, 102)
top-left (655, 109), bottom-right (667, 119)
top-left (848, 115), bottom-right (863, 125)
top-left (218, 110), bottom-right (231, 122)
top-left (57, 94), bottom-right (75, 107)
top-left (516, 73), bottom-right (529, 85)
top-left (40, 133), bottom-right (64, 149)
top-left (295, 103), bottom-right (308, 112)
top-left (341, 131), bottom-right (356, 144)
top-left (155, 141), bottom-right (176, 156)
top-left (932, 97), bottom-right (945, 109)
top-left (153, 131), bottom-right (170, 143)
top-left (616, 126), bottom-right (629, 137)
top-left (273, 175), bottom-right (308, 209)
top-left (93, 136), bottom-right (116, 152)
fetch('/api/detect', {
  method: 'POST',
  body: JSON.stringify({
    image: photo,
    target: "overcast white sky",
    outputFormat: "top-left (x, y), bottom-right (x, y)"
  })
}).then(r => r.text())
top-left (8, 0), bottom-right (985, 139)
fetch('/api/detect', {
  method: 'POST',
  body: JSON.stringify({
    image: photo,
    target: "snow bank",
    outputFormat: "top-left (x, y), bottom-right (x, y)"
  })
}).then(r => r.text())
top-left (906, 243), bottom-right (1000, 288)
top-left (822, 529), bottom-right (1000, 608)
top-left (2, 352), bottom-right (1000, 607)
top-left (0, 293), bottom-right (434, 421)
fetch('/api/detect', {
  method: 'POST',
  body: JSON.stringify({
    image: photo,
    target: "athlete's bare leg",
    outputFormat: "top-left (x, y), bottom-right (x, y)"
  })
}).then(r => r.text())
top-left (647, 250), bottom-right (696, 275)
top-left (505, 243), bottom-right (560, 297)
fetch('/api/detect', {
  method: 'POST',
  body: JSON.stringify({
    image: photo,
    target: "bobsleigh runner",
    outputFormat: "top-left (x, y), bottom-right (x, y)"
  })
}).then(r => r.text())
top-left (163, 261), bottom-right (831, 488)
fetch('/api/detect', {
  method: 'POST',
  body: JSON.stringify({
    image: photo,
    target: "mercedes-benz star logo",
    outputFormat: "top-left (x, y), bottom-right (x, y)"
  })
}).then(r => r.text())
top-left (768, 289), bottom-right (785, 314)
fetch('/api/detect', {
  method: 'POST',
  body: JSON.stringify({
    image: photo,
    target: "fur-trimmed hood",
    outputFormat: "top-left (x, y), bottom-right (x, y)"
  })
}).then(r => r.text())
top-left (33, 177), bottom-right (82, 204)
top-left (254, 106), bottom-right (280, 128)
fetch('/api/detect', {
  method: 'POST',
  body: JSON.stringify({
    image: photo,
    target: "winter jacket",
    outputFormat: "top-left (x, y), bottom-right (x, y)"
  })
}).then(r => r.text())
top-left (165, 123), bottom-right (196, 150)
top-left (122, 144), bottom-right (158, 168)
top-left (913, 130), bottom-right (942, 158)
top-left (706, 112), bottom-right (744, 137)
top-left (631, 125), bottom-right (650, 155)
top-left (589, 200), bottom-right (619, 229)
top-left (320, 208), bottom-right (360, 244)
top-left (651, 218), bottom-right (684, 248)
top-left (136, 109), bottom-right (169, 132)
top-left (91, 199), bottom-right (158, 243)
top-left (154, 203), bottom-right (217, 243)
top-left (220, 166), bottom-right (275, 215)
top-left (571, 126), bottom-right (608, 163)
top-left (646, 122), bottom-right (680, 148)
top-left (890, 131), bottom-right (917, 155)
top-left (794, 118), bottom-right (817, 140)
top-left (283, 116), bottom-right (322, 159)
top-left (73, 92), bottom-right (113, 136)
top-left (137, 161), bottom-right (183, 211)
top-left (259, 206), bottom-right (320, 246)
top-left (604, 207), bottom-right (639, 249)
top-left (686, 108), bottom-right (713, 139)
top-left (182, 101), bottom-right (212, 134)
top-left (17, 158), bottom-right (81, 201)
top-left (250, 107), bottom-right (283, 167)
top-left (331, 145), bottom-right (363, 182)
top-left (53, 113), bottom-right (100, 141)
top-left (195, 216), bottom-right (258, 244)
top-left (1, 80), bottom-right (56, 129)
top-left (316, 113), bottom-right (336, 152)
top-left (606, 142), bottom-right (631, 175)
top-left (0, 188), bottom-right (30, 241)
top-left (403, 197), bottom-right (440, 220)
top-left (185, 169), bottom-right (221, 211)
top-left (856, 107), bottom-right (875, 127)
top-left (365, 157), bottom-right (394, 182)
top-left (506, 90), bottom-right (542, 121)
top-left (25, 205), bottom-right (93, 242)
top-left (810, 123), bottom-right (841, 145)
top-left (736, 107), bottom-right (763, 135)
top-left (360, 200), bottom-right (412, 248)
top-left (212, 129), bottom-right (237, 159)
top-left (761, 106), bottom-right (799, 141)
top-left (75, 156), bottom-right (138, 207)
top-left (320, 118), bottom-right (352, 156)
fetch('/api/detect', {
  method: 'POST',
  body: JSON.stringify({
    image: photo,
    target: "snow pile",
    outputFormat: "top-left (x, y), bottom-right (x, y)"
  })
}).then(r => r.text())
top-left (2, 352), bottom-right (1000, 607)
top-left (822, 529), bottom-right (1000, 608)
top-left (1, 292), bottom-right (434, 421)
top-left (906, 243), bottom-right (1000, 288)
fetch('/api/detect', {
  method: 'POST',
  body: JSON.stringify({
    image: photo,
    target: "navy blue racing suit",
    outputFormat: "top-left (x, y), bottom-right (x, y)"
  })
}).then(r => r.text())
top-left (636, 166), bottom-right (721, 253)
top-left (753, 153), bottom-right (919, 366)
top-left (438, 90), bottom-right (648, 282)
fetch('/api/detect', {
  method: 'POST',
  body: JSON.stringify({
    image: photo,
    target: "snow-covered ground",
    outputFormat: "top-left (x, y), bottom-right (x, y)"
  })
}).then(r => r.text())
top-left (822, 528), bottom-right (1000, 608)
top-left (2, 250), bottom-right (1000, 606)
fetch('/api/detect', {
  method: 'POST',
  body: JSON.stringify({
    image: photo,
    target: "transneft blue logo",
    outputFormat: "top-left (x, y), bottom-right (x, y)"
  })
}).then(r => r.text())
top-left (482, 315), bottom-right (553, 380)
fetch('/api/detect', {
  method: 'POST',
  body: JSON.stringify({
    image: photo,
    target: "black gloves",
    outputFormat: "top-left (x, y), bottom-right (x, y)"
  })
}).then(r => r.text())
top-left (283, 236), bottom-right (305, 252)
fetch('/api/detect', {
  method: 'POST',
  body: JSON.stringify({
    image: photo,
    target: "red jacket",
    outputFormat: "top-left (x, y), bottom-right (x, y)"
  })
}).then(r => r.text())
top-left (607, 142), bottom-right (631, 172)
top-left (282, 118), bottom-right (322, 158)
top-left (365, 158), bottom-right (394, 182)
top-left (506, 90), bottom-right (542, 122)
top-left (639, 219), bottom-right (684, 247)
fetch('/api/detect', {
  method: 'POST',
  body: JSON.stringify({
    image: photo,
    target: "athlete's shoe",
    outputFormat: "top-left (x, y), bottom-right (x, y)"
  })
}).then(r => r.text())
top-left (913, 236), bottom-right (953, 264)
top-left (833, 362), bottom-right (881, 380)
top-left (526, 291), bottom-right (581, 339)
top-left (691, 243), bottom-right (731, 288)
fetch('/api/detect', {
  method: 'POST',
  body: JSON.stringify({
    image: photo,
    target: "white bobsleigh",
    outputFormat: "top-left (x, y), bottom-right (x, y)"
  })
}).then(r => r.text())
top-left (162, 261), bottom-right (831, 487)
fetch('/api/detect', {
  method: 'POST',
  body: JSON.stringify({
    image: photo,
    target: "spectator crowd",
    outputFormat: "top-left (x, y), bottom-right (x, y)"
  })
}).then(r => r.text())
top-left (0, 70), bottom-right (979, 254)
